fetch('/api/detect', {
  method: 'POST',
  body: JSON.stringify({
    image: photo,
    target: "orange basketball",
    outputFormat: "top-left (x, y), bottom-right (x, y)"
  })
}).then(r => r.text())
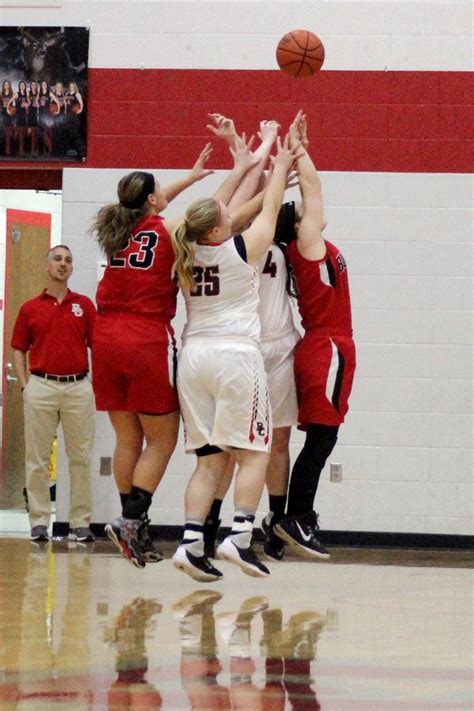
top-left (49, 103), bottom-right (59, 115)
top-left (72, 103), bottom-right (81, 114)
top-left (276, 29), bottom-right (325, 78)
top-left (7, 105), bottom-right (17, 116)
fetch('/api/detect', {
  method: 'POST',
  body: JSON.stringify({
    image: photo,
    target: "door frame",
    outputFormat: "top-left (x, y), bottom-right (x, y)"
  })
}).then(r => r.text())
top-left (1, 209), bottom-right (52, 504)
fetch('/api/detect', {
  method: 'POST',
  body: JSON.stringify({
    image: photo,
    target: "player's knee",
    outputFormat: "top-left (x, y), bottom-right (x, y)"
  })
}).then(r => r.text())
top-left (305, 423), bottom-right (339, 467)
top-left (271, 427), bottom-right (291, 455)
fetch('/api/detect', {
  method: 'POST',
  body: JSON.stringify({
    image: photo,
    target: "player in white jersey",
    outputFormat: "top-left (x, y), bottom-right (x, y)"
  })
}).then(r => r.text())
top-left (202, 115), bottom-right (301, 563)
top-left (171, 131), bottom-right (301, 583)
top-left (257, 242), bottom-right (300, 556)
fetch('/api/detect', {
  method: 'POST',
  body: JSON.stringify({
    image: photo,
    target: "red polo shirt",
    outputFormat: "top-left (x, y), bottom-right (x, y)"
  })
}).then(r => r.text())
top-left (11, 289), bottom-right (96, 375)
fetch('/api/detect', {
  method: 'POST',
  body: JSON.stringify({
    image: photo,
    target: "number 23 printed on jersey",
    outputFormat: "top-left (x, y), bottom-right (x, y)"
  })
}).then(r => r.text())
top-left (109, 231), bottom-right (159, 270)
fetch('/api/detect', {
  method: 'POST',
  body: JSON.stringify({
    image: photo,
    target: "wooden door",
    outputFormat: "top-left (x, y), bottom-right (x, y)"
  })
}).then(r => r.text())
top-left (1, 210), bottom-right (51, 508)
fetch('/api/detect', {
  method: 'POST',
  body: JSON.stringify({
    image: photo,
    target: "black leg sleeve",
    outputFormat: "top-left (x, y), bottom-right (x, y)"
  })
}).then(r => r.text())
top-left (287, 424), bottom-right (339, 516)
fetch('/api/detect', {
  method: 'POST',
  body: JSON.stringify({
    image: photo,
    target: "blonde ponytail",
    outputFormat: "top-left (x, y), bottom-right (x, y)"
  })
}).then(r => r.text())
top-left (171, 198), bottom-right (221, 292)
top-left (172, 219), bottom-right (197, 291)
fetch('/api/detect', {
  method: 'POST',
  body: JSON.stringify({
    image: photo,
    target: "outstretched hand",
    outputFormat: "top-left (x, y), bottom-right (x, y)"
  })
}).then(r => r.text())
top-left (206, 113), bottom-right (238, 146)
top-left (257, 119), bottom-right (281, 144)
top-left (229, 132), bottom-right (260, 172)
top-left (289, 109), bottom-right (309, 147)
top-left (271, 133), bottom-right (304, 173)
top-left (189, 142), bottom-right (215, 183)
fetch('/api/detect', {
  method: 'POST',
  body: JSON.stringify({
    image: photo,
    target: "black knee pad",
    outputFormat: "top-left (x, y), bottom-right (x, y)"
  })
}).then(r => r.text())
top-left (195, 444), bottom-right (223, 457)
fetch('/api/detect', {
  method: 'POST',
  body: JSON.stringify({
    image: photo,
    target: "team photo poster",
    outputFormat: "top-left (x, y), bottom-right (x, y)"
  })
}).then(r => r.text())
top-left (0, 27), bottom-right (89, 162)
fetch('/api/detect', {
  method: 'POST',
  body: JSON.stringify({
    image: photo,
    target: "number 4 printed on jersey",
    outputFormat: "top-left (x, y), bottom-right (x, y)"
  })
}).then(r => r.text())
top-left (262, 250), bottom-right (277, 278)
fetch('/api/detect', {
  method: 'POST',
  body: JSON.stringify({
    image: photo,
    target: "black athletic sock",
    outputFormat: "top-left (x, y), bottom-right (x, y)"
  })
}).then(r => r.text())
top-left (122, 485), bottom-right (153, 520)
top-left (206, 498), bottom-right (223, 525)
top-left (287, 424), bottom-right (339, 517)
top-left (268, 495), bottom-right (287, 524)
top-left (120, 492), bottom-right (130, 514)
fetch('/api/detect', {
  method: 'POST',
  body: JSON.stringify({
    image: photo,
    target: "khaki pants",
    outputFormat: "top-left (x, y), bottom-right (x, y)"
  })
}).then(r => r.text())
top-left (23, 375), bottom-right (95, 529)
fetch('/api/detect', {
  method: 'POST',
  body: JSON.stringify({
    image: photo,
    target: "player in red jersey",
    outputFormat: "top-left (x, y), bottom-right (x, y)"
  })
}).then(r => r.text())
top-left (91, 147), bottom-right (214, 568)
top-left (273, 111), bottom-right (356, 560)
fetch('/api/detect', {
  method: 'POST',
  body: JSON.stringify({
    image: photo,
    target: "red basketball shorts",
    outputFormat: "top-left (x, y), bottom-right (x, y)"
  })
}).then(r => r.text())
top-left (294, 333), bottom-right (356, 429)
top-left (92, 318), bottom-right (179, 415)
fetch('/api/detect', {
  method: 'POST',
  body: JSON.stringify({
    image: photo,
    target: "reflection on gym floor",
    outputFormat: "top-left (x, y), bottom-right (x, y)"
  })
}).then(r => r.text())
top-left (0, 538), bottom-right (472, 709)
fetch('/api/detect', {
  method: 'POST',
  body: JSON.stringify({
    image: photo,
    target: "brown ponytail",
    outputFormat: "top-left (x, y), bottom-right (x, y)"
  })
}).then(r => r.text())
top-left (91, 172), bottom-right (154, 257)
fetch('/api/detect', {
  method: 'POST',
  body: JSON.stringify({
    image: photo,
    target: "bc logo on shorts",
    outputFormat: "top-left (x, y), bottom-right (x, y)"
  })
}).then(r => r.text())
top-left (71, 303), bottom-right (84, 317)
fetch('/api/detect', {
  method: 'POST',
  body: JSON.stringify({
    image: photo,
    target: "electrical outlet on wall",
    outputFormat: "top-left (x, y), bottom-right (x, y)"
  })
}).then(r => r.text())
top-left (100, 457), bottom-right (112, 476)
top-left (330, 463), bottom-right (343, 482)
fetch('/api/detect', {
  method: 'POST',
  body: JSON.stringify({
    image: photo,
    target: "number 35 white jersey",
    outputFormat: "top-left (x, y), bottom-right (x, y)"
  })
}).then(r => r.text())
top-left (181, 235), bottom-right (261, 344)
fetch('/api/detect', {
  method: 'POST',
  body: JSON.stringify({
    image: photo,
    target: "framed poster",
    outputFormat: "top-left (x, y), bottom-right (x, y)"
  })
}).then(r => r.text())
top-left (0, 27), bottom-right (89, 162)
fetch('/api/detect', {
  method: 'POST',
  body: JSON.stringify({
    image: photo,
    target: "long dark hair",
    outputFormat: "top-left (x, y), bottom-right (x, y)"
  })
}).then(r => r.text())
top-left (91, 172), bottom-right (153, 257)
top-left (1, 80), bottom-right (13, 98)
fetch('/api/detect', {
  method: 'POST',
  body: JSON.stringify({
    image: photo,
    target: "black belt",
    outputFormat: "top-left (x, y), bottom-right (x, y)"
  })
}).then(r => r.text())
top-left (31, 371), bottom-right (88, 383)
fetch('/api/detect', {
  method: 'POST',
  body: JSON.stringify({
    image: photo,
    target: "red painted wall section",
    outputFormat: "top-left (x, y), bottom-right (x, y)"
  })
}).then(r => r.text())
top-left (0, 169), bottom-right (62, 190)
top-left (1, 69), bottom-right (472, 175)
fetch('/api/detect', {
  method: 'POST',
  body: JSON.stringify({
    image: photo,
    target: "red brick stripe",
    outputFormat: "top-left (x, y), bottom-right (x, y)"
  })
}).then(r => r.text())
top-left (1, 69), bottom-right (471, 174)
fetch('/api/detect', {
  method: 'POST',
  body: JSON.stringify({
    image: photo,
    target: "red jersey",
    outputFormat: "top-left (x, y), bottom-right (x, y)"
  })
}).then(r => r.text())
top-left (11, 289), bottom-right (96, 374)
top-left (286, 239), bottom-right (353, 335)
top-left (96, 214), bottom-right (178, 323)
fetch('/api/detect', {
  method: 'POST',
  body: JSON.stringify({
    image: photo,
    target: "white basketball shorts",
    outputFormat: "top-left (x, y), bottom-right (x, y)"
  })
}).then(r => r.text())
top-left (178, 340), bottom-right (272, 453)
top-left (260, 330), bottom-right (300, 429)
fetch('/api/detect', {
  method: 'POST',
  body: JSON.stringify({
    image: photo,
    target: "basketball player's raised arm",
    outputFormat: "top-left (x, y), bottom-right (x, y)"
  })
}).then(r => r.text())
top-left (211, 133), bottom-right (258, 205)
top-left (290, 111), bottom-right (326, 261)
top-left (230, 162), bottom-right (299, 234)
top-left (208, 114), bottom-right (280, 212)
top-left (164, 137), bottom-right (255, 235)
top-left (242, 134), bottom-right (301, 265)
top-left (230, 189), bottom-right (265, 233)
top-left (162, 143), bottom-right (214, 203)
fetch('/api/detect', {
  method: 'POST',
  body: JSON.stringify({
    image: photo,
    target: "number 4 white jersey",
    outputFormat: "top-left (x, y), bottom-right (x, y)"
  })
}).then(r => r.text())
top-left (182, 235), bottom-right (261, 344)
top-left (258, 244), bottom-right (298, 342)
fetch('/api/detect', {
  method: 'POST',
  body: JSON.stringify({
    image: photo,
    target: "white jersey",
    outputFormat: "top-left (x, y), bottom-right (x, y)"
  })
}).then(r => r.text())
top-left (182, 235), bottom-right (260, 344)
top-left (258, 244), bottom-right (299, 343)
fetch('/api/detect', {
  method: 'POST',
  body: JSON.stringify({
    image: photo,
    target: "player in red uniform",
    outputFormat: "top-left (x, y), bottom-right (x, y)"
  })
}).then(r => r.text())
top-left (91, 147), bottom-right (214, 568)
top-left (273, 112), bottom-right (356, 560)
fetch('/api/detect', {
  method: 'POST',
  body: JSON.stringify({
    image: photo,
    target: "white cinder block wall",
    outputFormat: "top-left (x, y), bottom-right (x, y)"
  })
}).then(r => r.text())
top-left (58, 165), bottom-right (472, 536)
top-left (2, 0), bottom-right (469, 535)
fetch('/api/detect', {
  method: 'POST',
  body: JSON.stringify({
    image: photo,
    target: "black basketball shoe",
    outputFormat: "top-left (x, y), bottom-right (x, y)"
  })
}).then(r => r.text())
top-left (172, 545), bottom-right (223, 583)
top-left (261, 513), bottom-right (285, 562)
top-left (137, 515), bottom-right (164, 563)
top-left (274, 511), bottom-right (330, 560)
top-left (217, 536), bottom-right (270, 577)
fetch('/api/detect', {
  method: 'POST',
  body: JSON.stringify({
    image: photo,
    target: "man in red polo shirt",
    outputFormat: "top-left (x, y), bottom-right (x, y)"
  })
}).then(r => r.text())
top-left (12, 244), bottom-right (96, 542)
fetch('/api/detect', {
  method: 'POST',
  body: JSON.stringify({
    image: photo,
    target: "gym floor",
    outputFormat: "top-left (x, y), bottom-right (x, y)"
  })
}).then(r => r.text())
top-left (0, 519), bottom-right (472, 710)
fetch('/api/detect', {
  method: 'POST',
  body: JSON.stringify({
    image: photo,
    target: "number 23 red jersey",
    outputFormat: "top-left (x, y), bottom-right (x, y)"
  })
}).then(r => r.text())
top-left (96, 215), bottom-right (178, 323)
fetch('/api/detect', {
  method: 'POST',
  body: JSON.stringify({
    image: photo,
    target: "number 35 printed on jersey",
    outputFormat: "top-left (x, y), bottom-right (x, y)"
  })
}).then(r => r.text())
top-left (109, 231), bottom-right (159, 269)
top-left (190, 265), bottom-right (220, 296)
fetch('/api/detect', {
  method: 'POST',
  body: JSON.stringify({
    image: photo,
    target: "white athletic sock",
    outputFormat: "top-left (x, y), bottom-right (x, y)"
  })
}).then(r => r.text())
top-left (229, 511), bottom-right (255, 549)
top-left (182, 520), bottom-right (205, 556)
